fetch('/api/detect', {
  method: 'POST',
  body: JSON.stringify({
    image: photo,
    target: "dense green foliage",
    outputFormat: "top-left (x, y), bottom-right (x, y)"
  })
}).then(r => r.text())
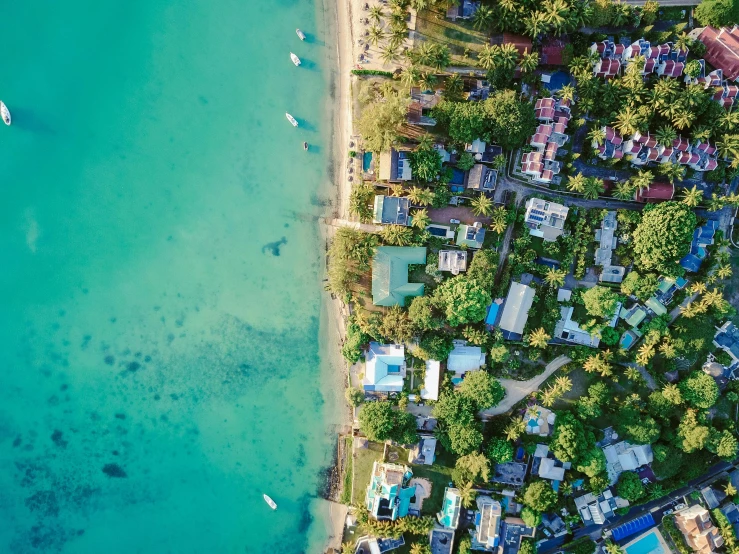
top-left (357, 91), bottom-right (410, 153)
top-left (679, 371), bottom-right (720, 409)
top-left (409, 144), bottom-right (443, 182)
top-left (433, 276), bottom-right (491, 327)
top-left (632, 202), bottom-right (697, 277)
top-left (358, 401), bottom-right (417, 444)
top-left (453, 452), bottom-right (491, 485)
top-left (523, 480), bottom-right (558, 512)
top-left (551, 413), bottom-right (591, 464)
top-left (458, 371), bottom-right (506, 410)
top-left (582, 286), bottom-right (620, 319)
top-left (695, 0), bottom-right (739, 27)
top-left (433, 391), bottom-right (483, 455)
top-left (408, 296), bottom-right (441, 332)
top-left (416, 332), bottom-right (454, 361)
top-left (487, 438), bottom-right (514, 464)
top-left (616, 472), bottom-right (645, 502)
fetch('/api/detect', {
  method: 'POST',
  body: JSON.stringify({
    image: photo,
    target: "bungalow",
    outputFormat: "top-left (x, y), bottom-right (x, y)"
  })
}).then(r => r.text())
top-left (644, 296), bottom-right (667, 317)
top-left (634, 182), bottom-right (675, 203)
top-left (656, 59), bottom-right (685, 78)
top-left (499, 282), bottom-right (536, 340)
top-left (713, 82), bottom-right (739, 109)
top-left (437, 487), bottom-right (462, 529)
top-left (654, 276), bottom-right (688, 305)
top-left (446, 0), bottom-right (479, 21)
top-left (372, 246), bottom-right (427, 306)
top-left (456, 223), bottom-right (486, 249)
top-left (524, 198), bottom-right (569, 241)
top-left (471, 496), bottom-right (503, 552)
top-left (421, 360), bottom-right (441, 401)
top-left (524, 405), bottom-right (556, 436)
top-left (594, 126), bottom-right (624, 160)
top-left (438, 250), bottom-right (467, 275)
top-left (602, 441), bottom-right (653, 484)
top-left (492, 461), bottom-right (528, 487)
top-left (620, 304), bottom-right (648, 328)
top-left (490, 33), bottom-right (532, 59)
top-left (574, 489), bottom-right (624, 525)
top-left (594, 57), bottom-right (621, 78)
top-left (429, 526), bottom-right (455, 554)
top-left (363, 342), bottom-right (406, 393)
top-left (498, 518), bottom-right (536, 554)
top-left (680, 219), bottom-right (718, 273)
top-left (407, 101), bottom-right (437, 127)
top-left (408, 435), bottom-right (437, 466)
top-left (366, 461), bottom-right (416, 521)
top-left (379, 148), bottom-right (412, 182)
top-left (523, 120), bottom-right (569, 185)
top-left (373, 195), bottom-right (411, 226)
top-left (693, 25), bottom-right (739, 82)
top-left (594, 211), bottom-right (619, 268)
top-left (674, 505), bottom-right (724, 554)
top-left (466, 163), bottom-right (497, 192)
top-left (353, 536), bottom-right (406, 554)
top-left (541, 38), bottom-right (566, 66)
top-left (533, 444), bottom-right (569, 483)
top-left (714, 321), bottom-right (739, 368)
top-left (554, 306), bottom-right (600, 347)
top-left (447, 342), bottom-right (486, 374)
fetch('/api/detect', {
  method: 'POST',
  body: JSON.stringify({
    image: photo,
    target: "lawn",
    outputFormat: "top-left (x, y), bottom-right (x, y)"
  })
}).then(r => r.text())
top-left (409, 462), bottom-right (455, 515)
top-left (352, 440), bottom-right (386, 505)
top-left (341, 436), bottom-right (354, 505)
top-left (414, 8), bottom-right (488, 65)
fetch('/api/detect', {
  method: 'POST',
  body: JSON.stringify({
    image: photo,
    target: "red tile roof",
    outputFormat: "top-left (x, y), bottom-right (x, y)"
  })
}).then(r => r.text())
top-left (491, 34), bottom-right (533, 58)
top-left (699, 26), bottom-right (739, 81)
top-left (541, 39), bottom-right (566, 66)
top-left (536, 98), bottom-right (556, 109)
top-left (553, 122), bottom-right (567, 134)
top-left (536, 107), bottom-right (556, 120)
top-left (636, 182), bottom-right (675, 202)
top-left (673, 137), bottom-right (690, 151)
top-left (625, 141), bottom-right (641, 155)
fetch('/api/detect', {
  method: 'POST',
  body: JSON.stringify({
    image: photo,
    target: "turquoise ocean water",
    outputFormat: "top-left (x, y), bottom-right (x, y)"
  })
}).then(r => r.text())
top-left (0, 1), bottom-right (342, 553)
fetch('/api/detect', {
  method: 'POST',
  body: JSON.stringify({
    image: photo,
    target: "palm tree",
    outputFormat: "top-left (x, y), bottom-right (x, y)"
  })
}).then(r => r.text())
top-left (707, 193), bottom-right (726, 212)
top-left (380, 44), bottom-right (400, 66)
top-left (625, 366), bottom-right (643, 383)
top-left (704, 288), bottom-right (724, 306)
top-left (566, 172), bottom-right (586, 193)
top-left (588, 127), bottom-right (606, 147)
top-left (659, 162), bottom-right (685, 184)
top-left (604, 541), bottom-right (624, 554)
top-left (614, 107), bottom-right (641, 136)
top-left (690, 281), bottom-right (707, 295)
top-left (390, 183), bottom-right (404, 197)
top-left (411, 209), bottom-right (430, 229)
top-left (659, 341), bottom-right (677, 359)
top-left (429, 43), bottom-right (451, 71)
top-left (680, 302), bottom-right (698, 318)
top-left (417, 134), bottom-right (433, 151)
top-left (418, 72), bottom-right (437, 92)
top-left (611, 2), bottom-right (631, 26)
top-left (409, 544), bottom-right (425, 554)
top-left (583, 177), bottom-right (605, 200)
top-left (444, 74), bottom-right (463, 100)
top-left (672, 109), bottom-right (695, 131)
top-left (544, 0), bottom-right (569, 35)
top-left (527, 327), bottom-right (551, 349)
top-left (544, 267), bottom-right (567, 288)
top-left (613, 182), bottom-right (635, 200)
top-left (681, 185), bottom-right (703, 207)
top-left (524, 11), bottom-right (548, 38)
top-left (498, 43), bottom-right (519, 71)
top-left (368, 25), bottom-right (385, 46)
top-left (381, 224), bottom-right (413, 246)
top-left (369, 5), bottom-right (384, 25)
top-left (472, 4), bottom-right (494, 31)
top-left (520, 49), bottom-right (539, 73)
top-left (717, 133), bottom-right (739, 161)
top-left (471, 195), bottom-right (493, 217)
top-left (490, 207), bottom-right (507, 234)
top-left (406, 186), bottom-right (425, 204)
top-left (636, 344), bottom-right (655, 366)
top-left (555, 375), bottom-right (572, 394)
top-left (675, 32), bottom-right (691, 53)
top-left (540, 387), bottom-right (557, 407)
top-left (558, 84), bottom-right (576, 103)
top-left (505, 417), bottom-right (526, 441)
top-left (477, 44), bottom-right (496, 70)
top-left (726, 483), bottom-right (738, 497)
top-left (458, 481), bottom-right (477, 508)
top-left (717, 265), bottom-right (733, 280)
top-left (718, 109), bottom-right (739, 133)
top-left (654, 125), bottom-right (677, 147)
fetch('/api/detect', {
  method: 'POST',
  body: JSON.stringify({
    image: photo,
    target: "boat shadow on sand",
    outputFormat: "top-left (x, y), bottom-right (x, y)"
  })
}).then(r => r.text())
top-left (8, 108), bottom-right (56, 134)
top-left (299, 58), bottom-right (319, 72)
top-left (295, 119), bottom-right (317, 133)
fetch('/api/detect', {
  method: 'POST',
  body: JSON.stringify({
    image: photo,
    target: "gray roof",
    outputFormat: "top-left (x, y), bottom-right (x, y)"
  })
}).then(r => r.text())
top-left (373, 195), bottom-right (410, 225)
top-left (429, 526), bottom-right (455, 554)
top-left (466, 163), bottom-right (498, 191)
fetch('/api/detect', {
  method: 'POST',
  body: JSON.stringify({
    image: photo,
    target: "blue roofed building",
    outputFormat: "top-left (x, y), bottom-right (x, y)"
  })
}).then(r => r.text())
top-left (680, 220), bottom-right (719, 273)
top-left (500, 518), bottom-right (536, 554)
top-left (437, 487), bottom-right (462, 529)
top-left (472, 496), bottom-right (503, 552)
top-left (366, 461), bottom-right (416, 521)
top-left (373, 195), bottom-right (411, 226)
top-left (429, 526), bottom-right (455, 554)
top-left (363, 343), bottom-right (406, 393)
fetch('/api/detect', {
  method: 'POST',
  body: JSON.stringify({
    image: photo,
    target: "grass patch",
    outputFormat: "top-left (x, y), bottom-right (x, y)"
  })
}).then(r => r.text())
top-left (352, 440), bottom-right (386, 504)
top-left (414, 8), bottom-right (488, 66)
top-left (341, 436), bottom-right (354, 505)
top-left (409, 462), bottom-right (455, 515)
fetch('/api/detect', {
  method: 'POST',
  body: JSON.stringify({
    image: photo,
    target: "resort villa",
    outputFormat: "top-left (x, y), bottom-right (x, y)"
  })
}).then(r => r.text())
top-left (437, 487), bottom-right (462, 529)
top-left (371, 246), bottom-right (427, 306)
top-left (674, 505), bottom-right (724, 554)
top-left (524, 198), bottom-right (569, 241)
top-left (472, 496), bottom-right (503, 552)
top-left (602, 441), bottom-right (653, 484)
top-left (499, 282), bottom-right (536, 341)
top-left (366, 461), bottom-right (416, 521)
top-left (447, 342), bottom-right (486, 382)
top-left (373, 195), bottom-right (411, 226)
top-left (363, 342), bottom-right (406, 393)
top-left (379, 148), bottom-right (412, 182)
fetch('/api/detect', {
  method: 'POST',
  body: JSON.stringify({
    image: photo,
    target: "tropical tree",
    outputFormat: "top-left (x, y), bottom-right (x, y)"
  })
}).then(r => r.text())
top-left (614, 107), bottom-right (641, 136)
top-left (458, 480), bottom-right (477, 508)
top-left (672, 109), bottom-right (696, 131)
top-left (583, 177), bottom-right (605, 200)
top-left (544, 267), bottom-right (567, 288)
top-left (368, 25), bottom-right (385, 46)
top-left (399, 65), bottom-right (420, 90)
top-left (380, 44), bottom-right (400, 66)
top-left (505, 417), bottom-right (526, 441)
top-left (681, 185), bottom-right (703, 207)
top-left (566, 172), bottom-right (587, 193)
top-left (659, 162), bottom-right (686, 184)
top-left (707, 193), bottom-right (726, 212)
top-left (717, 264), bottom-right (733, 280)
top-left (726, 482), bottom-right (738, 497)
top-left (471, 194), bottom-right (493, 217)
top-left (418, 72), bottom-right (437, 92)
top-left (369, 5), bottom-right (384, 25)
top-left (520, 49), bottom-right (539, 73)
top-left (524, 11), bottom-right (549, 38)
top-left (655, 125), bottom-right (677, 147)
top-left (381, 224), bottom-right (414, 246)
top-left (527, 327), bottom-right (551, 349)
top-left (588, 126), bottom-right (606, 147)
top-left (612, 182), bottom-right (635, 200)
top-left (636, 343), bottom-right (655, 366)
top-left (411, 209), bottom-right (430, 230)
top-left (490, 206), bottom-right (507, 234)
top-left (477, 44), bottom-right (496, 70)
top-left (472, 4), bottom-right (494, 30)
top-left (445, 74), bottom-right (463, 100)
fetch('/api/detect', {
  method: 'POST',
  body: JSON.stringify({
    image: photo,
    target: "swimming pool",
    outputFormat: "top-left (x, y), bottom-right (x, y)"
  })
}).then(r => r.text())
top-left (363, 151), bottom-right (373, 172)
top-left (624, 530), bottom-right (666, 554)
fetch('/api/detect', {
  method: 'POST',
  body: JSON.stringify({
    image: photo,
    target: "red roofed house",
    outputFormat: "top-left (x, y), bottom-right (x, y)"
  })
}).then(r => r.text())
top-left (490, 34), bottom-right (533, 59)
top-left (541, 38), bottom-right (566, 66)
top-left (656, 60), bottom-right (685, 78)
top-left (635, 182), bottom-right (675, 203)
top-left (695, 26), bottom-right (739, 81)
top-left (594, 58), bottom-right (621, 78)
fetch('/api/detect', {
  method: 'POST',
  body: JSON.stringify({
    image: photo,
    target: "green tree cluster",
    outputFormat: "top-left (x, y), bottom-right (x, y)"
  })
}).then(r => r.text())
top-left (632, 202), bottom-right (696, 277)
top-left (358, 400), bottom-right (418, 444)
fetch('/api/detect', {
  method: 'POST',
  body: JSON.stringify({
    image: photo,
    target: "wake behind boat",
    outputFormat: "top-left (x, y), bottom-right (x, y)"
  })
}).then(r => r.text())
top-left (286, 113), bottom-right (298, 127)
top-left (263, 494), bottom-right (277, 510)
top-left (291, 52), bottom-right (301, 66)
top-left (296, 28), bottom-right (305, 41)
top-left (0, 101), bottom-right (11, 126)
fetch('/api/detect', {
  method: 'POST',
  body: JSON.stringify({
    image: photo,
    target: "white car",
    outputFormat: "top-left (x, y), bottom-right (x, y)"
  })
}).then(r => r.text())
top-left (450, 218), bottom-right (460, 224)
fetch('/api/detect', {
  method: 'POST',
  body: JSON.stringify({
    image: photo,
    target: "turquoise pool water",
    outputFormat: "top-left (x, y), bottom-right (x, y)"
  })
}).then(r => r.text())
top-left (624, 530), bottom-right (665, 554)
top-left (363, 151), bottom-right (373, 172)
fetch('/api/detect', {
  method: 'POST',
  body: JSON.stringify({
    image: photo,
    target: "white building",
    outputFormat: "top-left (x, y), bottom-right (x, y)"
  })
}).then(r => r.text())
top-left (524, 198), bottom-right (569, 241)
top-left (363, 342), bottom-right (406, 393)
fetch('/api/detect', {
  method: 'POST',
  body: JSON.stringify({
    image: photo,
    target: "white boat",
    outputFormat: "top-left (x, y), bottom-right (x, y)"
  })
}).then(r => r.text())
top-left (0, 101), bottom-right (11, 125)
top-left (286, 113), bottom-right (298, 127)
top-left (263, 494), bottom-right (277, 510)
top-left (303, 141), bottom-right (308, 151)
top-left (296, 28), bottom-right (306, 40)
top-left (291, 52), bottom-right (301, 66)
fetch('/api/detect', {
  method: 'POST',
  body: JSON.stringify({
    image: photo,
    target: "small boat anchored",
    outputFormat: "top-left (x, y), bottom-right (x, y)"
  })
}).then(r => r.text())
top-left (0, 101), bottom-right (11, 126)
top-left (296, 28), bottom-right (306, 41)
top-left (286, 112), bottom-right (298, 127)
top-left (303, 141), bottom-right (308, 151)
top-left (291, 52), bottom-right (301, 66)
top-left (263, 494), bottom-right (277, 510)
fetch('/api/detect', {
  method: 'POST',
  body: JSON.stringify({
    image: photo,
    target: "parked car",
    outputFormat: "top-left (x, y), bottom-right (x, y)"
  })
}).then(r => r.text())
top-left (450, 218), bottom-right (460, 224)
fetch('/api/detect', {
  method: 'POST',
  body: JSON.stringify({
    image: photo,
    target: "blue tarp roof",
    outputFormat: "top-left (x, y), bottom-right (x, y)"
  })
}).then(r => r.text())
top-left (680, 253), bottom-right (703, 272)
top-left (486, 303), bottom-right (500, 325)
top-left (612, 513), bottom-right (655, 542)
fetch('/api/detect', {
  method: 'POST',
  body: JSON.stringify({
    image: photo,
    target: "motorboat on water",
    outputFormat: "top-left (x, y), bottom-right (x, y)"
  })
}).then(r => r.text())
top-left (286, 113), bottom-right (298, 127)
top-left (0, 101), bottom-right (11, 125)
top-left (263, 494), bottom-right (277, 510)
top-left (291, 52), bottom-right (301, 66)
top-left (303, 141), bottom-right (308, 151)
top-left (296, 28), bottom-right (306, 40)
